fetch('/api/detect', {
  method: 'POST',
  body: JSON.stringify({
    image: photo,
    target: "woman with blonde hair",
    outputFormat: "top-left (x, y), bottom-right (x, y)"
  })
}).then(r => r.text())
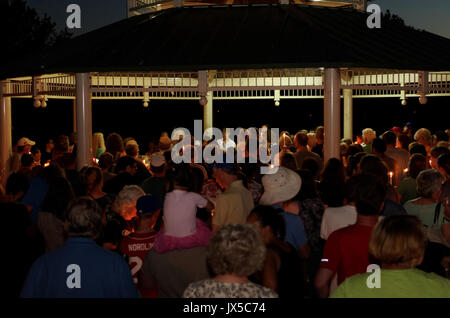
top-left (361, 128), bottom-right (377, 154)
top-left (92, 132), bottom-right (106, 158)
top-left (331, 215), bottom-right (450, 297)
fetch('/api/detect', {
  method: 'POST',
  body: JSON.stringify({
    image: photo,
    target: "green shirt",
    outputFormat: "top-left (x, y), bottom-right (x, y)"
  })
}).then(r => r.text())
top-left (398, 177), bottom-right (418, 205)
top-left (331, 268), bottom-right (450, 298)
top-left (403, 201), bottom-right (445, 228)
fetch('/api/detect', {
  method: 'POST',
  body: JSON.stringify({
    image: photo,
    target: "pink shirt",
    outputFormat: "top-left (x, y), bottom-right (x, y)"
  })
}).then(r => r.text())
top-left (163, 190), bottom-right (208, 237)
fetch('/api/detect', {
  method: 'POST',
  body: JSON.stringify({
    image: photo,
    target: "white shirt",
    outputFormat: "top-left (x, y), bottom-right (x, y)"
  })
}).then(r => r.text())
top-left (163, 190), bottom-right (208, 237)
top-left (320, 205), bottom-right (357, 240)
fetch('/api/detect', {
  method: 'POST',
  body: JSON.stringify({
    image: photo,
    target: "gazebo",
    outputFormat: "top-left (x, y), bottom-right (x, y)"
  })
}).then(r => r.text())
top-left (1, 1), bottom-right (450, 178)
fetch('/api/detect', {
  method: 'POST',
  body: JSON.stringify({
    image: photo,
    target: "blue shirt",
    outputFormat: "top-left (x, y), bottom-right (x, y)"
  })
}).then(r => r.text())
top-left (21, 177), bottom-right (48, 225)
top-left (21, 237), bottom-right (138, 298)
top-left (273, 205), bottom-right (308, 248)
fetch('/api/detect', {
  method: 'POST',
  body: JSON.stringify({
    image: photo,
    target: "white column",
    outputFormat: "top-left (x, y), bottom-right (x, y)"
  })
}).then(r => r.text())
top-left (75, 73), bottom-right (92, 170)
top-left (204, 91), bottom-right (213, 132)
top-left (0, 81), bottom-right (12, 183)
top-left (343, 89), bottom-right (353, 141)
top-left (323, 68), bottom-right (341, 163)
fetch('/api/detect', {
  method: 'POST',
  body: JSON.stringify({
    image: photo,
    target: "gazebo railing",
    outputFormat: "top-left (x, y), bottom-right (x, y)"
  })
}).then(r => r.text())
top-left (341, 70), bottom-right (450, 93)
top-left (3, 69), bottom-right (450, 99)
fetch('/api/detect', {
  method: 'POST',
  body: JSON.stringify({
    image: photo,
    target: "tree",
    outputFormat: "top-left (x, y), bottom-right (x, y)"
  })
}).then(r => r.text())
top-left (1, 0), bottom-right (71, 74)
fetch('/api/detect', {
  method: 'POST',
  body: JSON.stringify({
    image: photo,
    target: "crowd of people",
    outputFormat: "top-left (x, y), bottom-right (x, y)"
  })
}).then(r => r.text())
top-left (2, 124), bottom-right (450, 298)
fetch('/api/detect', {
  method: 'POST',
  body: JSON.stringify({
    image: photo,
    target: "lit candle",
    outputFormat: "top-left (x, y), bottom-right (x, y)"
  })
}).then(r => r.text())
top-left (389, 171), bottom-right (393, 185)
top-left (44, 161), bottom-right (50, 167)
top-left (403, 168), bottom-right (408, 174)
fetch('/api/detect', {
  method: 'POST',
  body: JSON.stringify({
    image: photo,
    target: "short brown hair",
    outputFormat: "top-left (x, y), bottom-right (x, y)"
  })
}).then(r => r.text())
top-left (369, 215), bottom-right (426, 266)
top-left (294, 131), bottom-right (308, 147)
top-left (98, 152), bottom-right (114, 170)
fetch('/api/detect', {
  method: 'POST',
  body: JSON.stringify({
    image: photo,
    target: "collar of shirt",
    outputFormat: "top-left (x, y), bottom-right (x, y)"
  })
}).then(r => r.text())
top-left (272, 204), bottom-right (284, 211)
top-left (66, 237), bottom-right (96, 245)
top-left (227, 179), bottom-right (244, 192)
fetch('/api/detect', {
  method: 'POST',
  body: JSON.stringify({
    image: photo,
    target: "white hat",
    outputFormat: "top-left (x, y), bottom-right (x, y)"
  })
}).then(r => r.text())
top-left (150, 153), bottom-right (166, 167)
top-left (259, 167), bottom-right (302, 206)
top-left (171, 129), bottom-right (186, 141)
top-left (17, 137), bottom-right (35, 147)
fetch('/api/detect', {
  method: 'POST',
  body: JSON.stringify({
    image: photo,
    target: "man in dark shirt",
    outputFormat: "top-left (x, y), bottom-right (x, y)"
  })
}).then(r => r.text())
top-left (61, 152), bottom-right (85, 197)
top-left (293, 131), bottom-right (323, 179)
top-left (0, 173), bottom-right (43, 297)
top-left (141, 153), bottom-right (166, 205)
top-left (21, 197), bottom-right (138, 298)
top-left (103, 156), bottom-right (139, 195)
top-left (125, 142), bottom-right (151, 185)
top-left (40, 139), bottom-right (54, 165)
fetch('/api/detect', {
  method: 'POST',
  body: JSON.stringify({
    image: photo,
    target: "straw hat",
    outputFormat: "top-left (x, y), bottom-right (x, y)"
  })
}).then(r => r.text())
top-left (259, 167), bottom-right (301, 206)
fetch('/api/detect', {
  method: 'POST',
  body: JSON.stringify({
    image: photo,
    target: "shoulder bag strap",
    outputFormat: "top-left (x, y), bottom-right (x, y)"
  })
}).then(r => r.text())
top-left (434, 202), bottom-right (442, 225)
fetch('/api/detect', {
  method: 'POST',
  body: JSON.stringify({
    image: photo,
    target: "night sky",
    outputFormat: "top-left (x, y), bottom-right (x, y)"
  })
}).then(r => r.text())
top-left (25, 0), bottom-right (450, 39)
top-left (12, 0), bottom-right (450, 152)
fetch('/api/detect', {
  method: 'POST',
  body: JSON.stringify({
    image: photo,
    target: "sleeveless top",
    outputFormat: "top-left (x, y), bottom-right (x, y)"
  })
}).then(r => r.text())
top-left (268, 242), bottom-right (305, 298)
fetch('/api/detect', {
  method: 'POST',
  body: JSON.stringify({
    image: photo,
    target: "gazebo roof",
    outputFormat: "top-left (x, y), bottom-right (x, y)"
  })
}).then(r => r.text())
top-left (4, 4), bottom-right (450, 79)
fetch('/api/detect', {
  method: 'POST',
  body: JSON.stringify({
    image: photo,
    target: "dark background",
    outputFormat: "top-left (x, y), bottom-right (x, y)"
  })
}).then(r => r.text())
top-left (11, 95), bottom-right (450, 154)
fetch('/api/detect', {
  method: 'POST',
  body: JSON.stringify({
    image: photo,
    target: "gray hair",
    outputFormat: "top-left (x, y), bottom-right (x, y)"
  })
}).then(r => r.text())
top-left (112, 185), bottom-right (145, 217)
top-left (416, 169), bottom-right (444, 198)
top-left (65, 197), bottom-right (103, 239)
top-left (206, 224), bottom-right (266, 277)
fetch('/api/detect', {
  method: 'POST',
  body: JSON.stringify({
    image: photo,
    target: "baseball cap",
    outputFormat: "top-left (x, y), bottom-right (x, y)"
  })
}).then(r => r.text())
top-left (17, 137), bottom-right (35, 147)
top-left (150, 152), bottom-right (166, 167)
top-left (391, 127), bottom-right (402, 134)
top-left (136, 195), bottom-right (162, 215)
top-left (212, 153), bottom-right (239, 172)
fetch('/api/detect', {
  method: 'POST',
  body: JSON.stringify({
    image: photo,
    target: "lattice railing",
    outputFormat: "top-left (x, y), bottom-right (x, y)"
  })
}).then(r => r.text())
top-left (3, 70), bottom-right (450, 99)
top-left (91, 72), bottom-right (199, 94)
top-left (341, 70), bottom-right (450, 93)
top-left (209, 69), bottom-right (323, 91)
